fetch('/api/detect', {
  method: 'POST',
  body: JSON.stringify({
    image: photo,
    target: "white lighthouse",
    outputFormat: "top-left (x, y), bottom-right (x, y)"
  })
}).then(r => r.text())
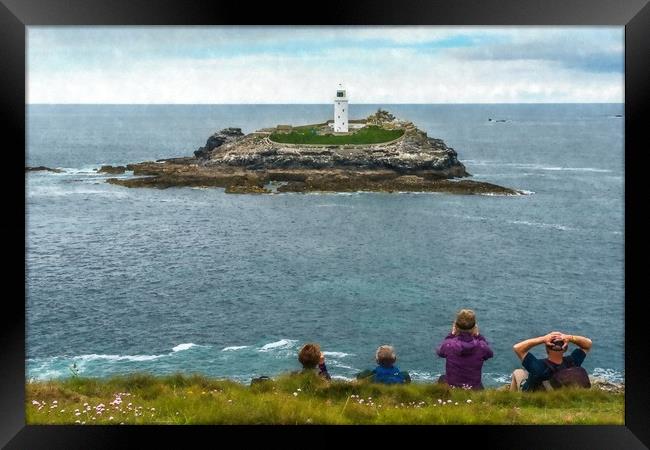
top-left (334, 85), bottom-right (348, 133)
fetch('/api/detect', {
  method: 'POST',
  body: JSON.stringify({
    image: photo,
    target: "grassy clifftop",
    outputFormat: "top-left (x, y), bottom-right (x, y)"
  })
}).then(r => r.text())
top-left (269, 125), bottom-right (404, 145)
top-left (26, 373), bottom-right (623, 425)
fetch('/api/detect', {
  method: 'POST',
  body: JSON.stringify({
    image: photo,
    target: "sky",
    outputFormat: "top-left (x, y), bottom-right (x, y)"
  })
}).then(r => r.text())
top-left (27, 26), bottom-right (624, 104)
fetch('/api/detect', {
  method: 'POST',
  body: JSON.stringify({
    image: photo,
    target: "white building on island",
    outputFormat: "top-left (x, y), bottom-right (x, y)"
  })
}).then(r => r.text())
top-left (333, 84), bottom-right (348, 133)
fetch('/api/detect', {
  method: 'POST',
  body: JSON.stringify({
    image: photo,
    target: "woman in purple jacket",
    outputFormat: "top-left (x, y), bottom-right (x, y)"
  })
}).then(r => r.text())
top-left (436, 309), bottom-right (493, 390)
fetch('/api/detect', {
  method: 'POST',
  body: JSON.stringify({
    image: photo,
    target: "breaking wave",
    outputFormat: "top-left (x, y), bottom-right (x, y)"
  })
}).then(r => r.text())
top-left (258, 339), bottom-right (298, 352)
top-left (222, 346), bottom-right (250, 352)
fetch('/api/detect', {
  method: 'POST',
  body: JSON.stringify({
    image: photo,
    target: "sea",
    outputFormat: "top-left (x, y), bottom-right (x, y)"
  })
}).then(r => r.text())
top-left (26, 104), bottom-right (625, 386)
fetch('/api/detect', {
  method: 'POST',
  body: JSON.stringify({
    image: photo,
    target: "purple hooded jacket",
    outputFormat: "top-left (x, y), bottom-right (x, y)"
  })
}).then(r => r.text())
top-left (436, 332), bottom-right (494, 389)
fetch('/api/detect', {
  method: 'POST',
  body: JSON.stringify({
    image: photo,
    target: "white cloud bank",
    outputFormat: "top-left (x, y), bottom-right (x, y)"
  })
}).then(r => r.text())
top-left (27, 27), bottom-right (623, 104)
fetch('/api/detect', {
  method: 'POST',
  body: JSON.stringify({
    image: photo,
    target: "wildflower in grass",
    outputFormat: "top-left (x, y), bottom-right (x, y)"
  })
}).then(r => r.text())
top-left (466, 399), bottom-right (472, 404)
top-left (109, 416), bottom-right (114, 420)
top-left (75, 420), bottom-right (80, 424)
top-left (293, 392), bottom-right (298, 397)
top-left (32, 400), bottom-right (40, 405)
top-left (75, 412), bottom-right (81, 416)
top-left (455, 402), bottom-right (459, 405)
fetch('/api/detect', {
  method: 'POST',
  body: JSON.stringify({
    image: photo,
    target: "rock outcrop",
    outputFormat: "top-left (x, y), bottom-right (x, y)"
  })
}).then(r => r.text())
top-left (98, 165), bottom-right (127, 174)
top-left (26, 166), bottom-right (63, 173)
top-left (198, 128), bottom-right (466, 174)
top-left (106, 112), bottom-right (521, 195)
top-left (193, 127), bottom-right (245, 159)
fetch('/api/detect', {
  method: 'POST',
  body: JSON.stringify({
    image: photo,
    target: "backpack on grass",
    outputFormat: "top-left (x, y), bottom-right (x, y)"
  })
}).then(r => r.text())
top-left (543, 357), bottom-right (591, 389)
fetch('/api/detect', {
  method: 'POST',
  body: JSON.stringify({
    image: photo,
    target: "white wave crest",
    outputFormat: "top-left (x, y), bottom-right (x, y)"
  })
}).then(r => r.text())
top-left (330, 375), bottom-right (355, 381)
top-left (510, 220), bottom-right (574, 231)
top-left (28, 185), bottom-right (129, 199)
top-left (483, 372), bottom-right (513, 384)
top-left (322, 351), bottom-right (351, 358)
top-left (408, 371), bottom-right (440, 381)
top-left (172, 343), bottom-right (201, 352)
top-left (465, 161), bottom-right (612, 173)
top-left (592, 367), bottom-right (624, 384)
top-left (76, 353), bottom-right (165, 362)
top-left (222, 346), bottom-right (250, 352)
top-left (328, 362), bottom-right (356, 370)
top-left (540, 167), bottom-right (611, 173)
top-left (259, 339), bottom-right (297, 352)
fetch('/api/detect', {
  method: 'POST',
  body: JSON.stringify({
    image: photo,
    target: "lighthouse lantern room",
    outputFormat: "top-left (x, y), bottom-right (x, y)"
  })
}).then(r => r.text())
top-left (334, 85), bottom-right (348, 133)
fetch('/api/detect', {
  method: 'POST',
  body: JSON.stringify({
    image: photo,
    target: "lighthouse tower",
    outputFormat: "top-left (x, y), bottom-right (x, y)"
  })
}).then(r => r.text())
top-left (334, 84), bottom-right (348, 133)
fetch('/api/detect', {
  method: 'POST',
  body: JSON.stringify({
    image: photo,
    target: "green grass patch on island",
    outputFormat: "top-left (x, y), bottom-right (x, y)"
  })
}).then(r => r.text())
top-left (269, 125), bottom-right (404, 145)
top-left (26, 373), bottom-right (624, 425)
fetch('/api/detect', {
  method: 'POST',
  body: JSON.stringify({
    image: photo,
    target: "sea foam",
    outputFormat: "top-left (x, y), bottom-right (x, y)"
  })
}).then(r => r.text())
top-left (322, 351), bottom-right (351, 358)
top-left (76, 353), bottom-right (165, 362)
top-left (222, 346), bottom-right (250, 352)
top-left (259, 339), bottom-right (297, 351)
top-left (172, 343), bottom-right (201, 352)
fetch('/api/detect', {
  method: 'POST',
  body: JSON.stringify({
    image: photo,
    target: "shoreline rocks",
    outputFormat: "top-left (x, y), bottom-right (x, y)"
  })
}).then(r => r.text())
top-left (97, 165), bottom-right (127, 174)
top-left (25, 166), bottom-right (63, 173)
top-left (106, 163), bottom-right (521, 195)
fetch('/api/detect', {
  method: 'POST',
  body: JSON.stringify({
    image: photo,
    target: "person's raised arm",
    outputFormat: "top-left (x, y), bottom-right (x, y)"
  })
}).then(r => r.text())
top-left (512, 332), bottom-right (556, 361)
top-left (562, 334), bottom-right (592, 353)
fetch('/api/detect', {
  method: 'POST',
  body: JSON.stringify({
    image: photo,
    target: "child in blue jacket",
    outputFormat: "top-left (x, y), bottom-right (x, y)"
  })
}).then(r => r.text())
top-left (357, 345), bottom-right (411, 384)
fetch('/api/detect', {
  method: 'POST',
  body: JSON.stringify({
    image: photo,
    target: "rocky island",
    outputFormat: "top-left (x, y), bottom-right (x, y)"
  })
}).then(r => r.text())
top-left (105, 109), bottom-right (520, 195)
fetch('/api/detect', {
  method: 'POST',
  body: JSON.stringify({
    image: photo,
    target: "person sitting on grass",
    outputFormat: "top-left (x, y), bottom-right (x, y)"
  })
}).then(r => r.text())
top-left (356, 345), bottom-right (411, 384)
top-left (436, 309), bottom-right (494, 390)
top-left (510, 331), bottom-right (592, 391)
top-left (298, 343), bottom-right (331, 380)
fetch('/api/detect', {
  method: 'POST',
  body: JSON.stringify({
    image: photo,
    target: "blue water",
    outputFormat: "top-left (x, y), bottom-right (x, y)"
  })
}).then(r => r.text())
top-left (26, 104), bottom-right (624, 385)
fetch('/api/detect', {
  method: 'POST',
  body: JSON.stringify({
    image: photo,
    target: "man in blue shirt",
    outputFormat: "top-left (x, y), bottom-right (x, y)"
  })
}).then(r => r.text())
top-left (510, 331), bottom-right (592, 391)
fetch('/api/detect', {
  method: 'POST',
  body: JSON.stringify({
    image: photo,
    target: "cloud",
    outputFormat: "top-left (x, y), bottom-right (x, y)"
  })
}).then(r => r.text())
top-left (27, 27), bottom-right (624, 104)
top-left (448, 28), bottom-right (623, 73)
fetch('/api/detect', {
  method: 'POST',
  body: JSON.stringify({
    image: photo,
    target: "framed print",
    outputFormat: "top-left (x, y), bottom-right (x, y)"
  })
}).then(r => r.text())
top-left (2, 0), bottom-right (649, 448)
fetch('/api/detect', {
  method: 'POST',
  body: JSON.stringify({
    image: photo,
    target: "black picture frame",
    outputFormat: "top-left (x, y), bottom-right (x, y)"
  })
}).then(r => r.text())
top-left (2, 0), bottom-right (648, 448)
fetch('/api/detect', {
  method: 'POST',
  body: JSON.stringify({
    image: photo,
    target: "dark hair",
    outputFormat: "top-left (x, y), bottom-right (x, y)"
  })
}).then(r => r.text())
top-left (298, 343), bottom-right (321, 368)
